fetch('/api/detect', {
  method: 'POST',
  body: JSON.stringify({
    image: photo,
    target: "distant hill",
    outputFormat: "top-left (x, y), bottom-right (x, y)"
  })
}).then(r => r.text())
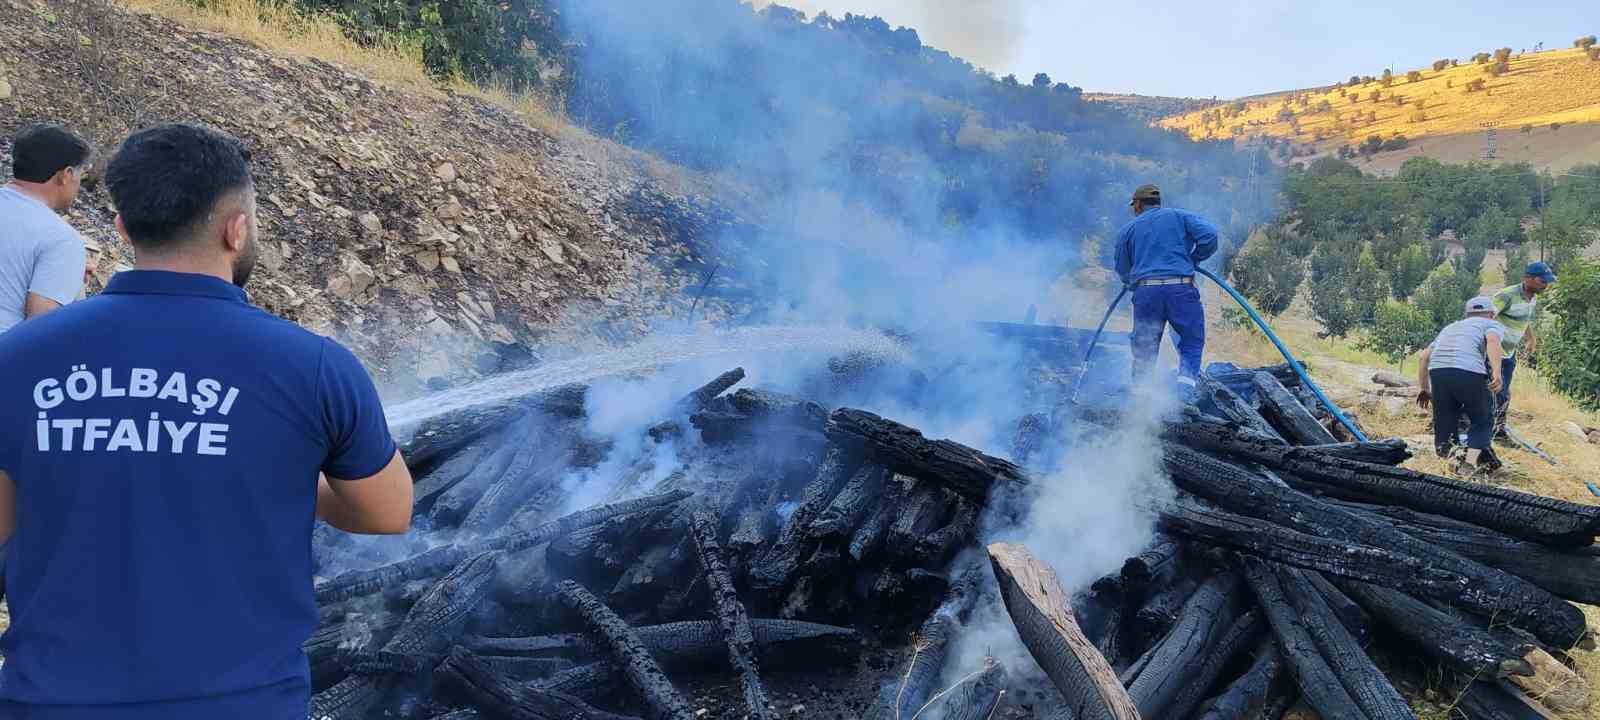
top-left (1159, 45), bottom-right (1600, 171)
top-left (1082, 93), bottom-right (1211, 123)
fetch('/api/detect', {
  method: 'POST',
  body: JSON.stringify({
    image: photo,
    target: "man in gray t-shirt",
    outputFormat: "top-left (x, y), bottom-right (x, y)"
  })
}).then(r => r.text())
top-left (1417, 296), bottom-right (1507, 474)
top-left (0, 124), bottom-right (93, 331)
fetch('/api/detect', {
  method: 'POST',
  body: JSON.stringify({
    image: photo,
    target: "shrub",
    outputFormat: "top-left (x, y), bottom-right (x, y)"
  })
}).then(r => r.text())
top-left (1483, 59), bottom-right (1509, 76)
top-left (1590, 47), bottom-right (1600, 61)
top-left (1473, 52), bottom-right (1492, 64)
top-left (1369, 90), bottom-right (1382, 102)
top-left (1465, 78), bottom-right (1486, 92)
top-left (1381, 134), bottom-right (1409, 151)
top-left (1447, 79), bottom-right (1454, 88)
top-left (1276, 107), bottom-right (1295, 122)
top-left (1494, 47), bottom-right (1512, 62)
top-left (1577, 35), bottom-right (1598, 50)
top-left (1409, 108), bottom-right (1428, 123)
top-left (1349, 94), bottom-right (1360, 105)
top-left (1394, 95), bottom-right (1405, 106)
top-left (1362, 300), bottom-right (1435, 368)
top-left (1407, 70), bottom-right (1423, 83)
top-left (1539, 259), bottom-right (1600, 411)
top-left (1502, 243), bottom-right (1529, 286)
top-left (1316, 99), bottom-right (1333, 112)
top-left (1229, 227), bottom-right (1304, 317)
top-left (1432, 59), bottom-right (1452, 72)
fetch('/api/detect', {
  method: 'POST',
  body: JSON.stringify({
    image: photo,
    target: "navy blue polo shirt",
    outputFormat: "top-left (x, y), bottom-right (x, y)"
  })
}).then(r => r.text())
top-left (0, 270), bottom-right (396, 718)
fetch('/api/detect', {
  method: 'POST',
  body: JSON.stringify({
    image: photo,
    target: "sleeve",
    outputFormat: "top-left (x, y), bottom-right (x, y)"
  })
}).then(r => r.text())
top-left (1113, 226), bottom-right (1133, 285)
top-left (1184, 211), bottom-right (1220, 263)
top-left (318, 339), bottom-right (398, 480)
top-left (29, 230), bottom-right (86, 304)
top-left (1492, 290), bottom-right (1511, 315)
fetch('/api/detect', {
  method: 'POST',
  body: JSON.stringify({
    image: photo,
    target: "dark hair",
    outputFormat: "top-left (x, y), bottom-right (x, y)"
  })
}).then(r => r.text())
top-left (11, 124), bottom-right (93, 183)
top-left (1141, 198), bottom-right (1161, 207)
top-left (105, 123), bottom-right (253, 249)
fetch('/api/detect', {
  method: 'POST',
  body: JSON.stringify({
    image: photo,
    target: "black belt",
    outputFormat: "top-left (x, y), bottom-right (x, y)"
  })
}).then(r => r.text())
top-left (1137, 276), bottom-right (1194, 286)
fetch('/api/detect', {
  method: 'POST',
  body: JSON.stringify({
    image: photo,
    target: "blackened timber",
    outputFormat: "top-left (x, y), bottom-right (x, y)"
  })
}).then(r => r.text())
top-left (555, 581), bottom-right (694, 720)
top-left (490, 490), bottom-right (694, 553)
top-left (411, 441), bottom-right (491, 512)
top-left (1308, 440), bottom-right (1412, 466)
top-left (316, 545), bottom-right (469, 605)
top-left (1193, 640), bottom-right (1287, 720)
top-left (1276, 566), bottom-right (1413, 720)
top-left (537, 662), bottom-right (623, 702)
top-left (1126, 573), bottom-right (1244, 719)
top-left (476, 655), bottom-right (577, 681)
top-left (1239, 557), bottom-right (1367, 720)
top-left (688, 511), bottom-right (776, 720)
top-left (848, 497), bottom-right (893, 562)
top-left (463, 619), bottom-right (860, 669)
top-left (808, 463), bottom-right (887, 542)
top-left (939, 660), bottom-right (1008, 720)
top-left (460, 443), bottom-right (572, 535)
top-left (356, 550), bottom-right (503, 674)
top-left (915, 498), bottom-right (979, 565)
top-left (1306, 571), bottom-right (1369, 640)
top-left (1131, 575), bottom-right (1200, 650)
top-left (886, 481), bottom-right (950, 562)
top-left (826, 409), bottom-right (1028, 503)
top-left (1335, 500), bottom-right (1600, 605)
top-left (308, 674), bottom-right (397, 720)
top-left (1162, 445), bottom-right (1589, 648)
top-left (865, 563), bottom-right (987, 720)
top-left (1163, 610), bottom-right (1267, 720)
top-left (986, 542), bottom-right (1139, 720)
top-left (1252, 372), bottom-right (1337, 445)
top-left (1458, 680), bottom-right (1560, 720)
top-left (436, 647), bottom-right (640, 720)
top-left (1335, 579), bottom-right (1533, 678)
top-left (1197, 373), bottom-right (1284, 443)
top-left (677, 368), bottom-right (744, 413)
top-left (1119, 538), bottom-right (1185, 599)
top-left (306, 614), bottom-right (403, 690)
top-left (748, 447), bottom-right (861, 594)
top-left (1168, 421), bottom-right (1600, 547)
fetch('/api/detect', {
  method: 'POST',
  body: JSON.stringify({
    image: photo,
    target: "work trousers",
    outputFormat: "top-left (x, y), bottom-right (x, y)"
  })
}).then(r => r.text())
top-left (1131, 282), bottom-right (1206, 380)
top-left (1430, 367), bottom-right (1495, 456)
top-left (1494, 355), bottom-right (1516, 433)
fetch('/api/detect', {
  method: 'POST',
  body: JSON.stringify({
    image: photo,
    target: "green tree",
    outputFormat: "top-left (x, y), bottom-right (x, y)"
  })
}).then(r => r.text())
top-left (1362, 300), bottom-right (1435, 369)
top-left (1432, 59), bottom-right (1452, 71)
top-left (1229, 227), bottom-right (1304, 316)
top-left (1406, 70), bottom-right (1423, 83)
top-left (1473, 52), bottom-right (1492, 64)
top-left (1502, 242), bottom-right (1529, 287)
top-left (1032, 72), bottom-right (1052, 89)
top-left (1309, 242), bottom-right (1386, 337)
top-left (1389, 242), bottom-right (1433, 299)
top-left (1578, 35), bottom-right (1598, 50)
top-left (1412, 262), bottom-right (1476, 328)
top-left (1539, 259), bottom-right (1600, 410)
top-left (1465, 203), bottom-right (1522, 248)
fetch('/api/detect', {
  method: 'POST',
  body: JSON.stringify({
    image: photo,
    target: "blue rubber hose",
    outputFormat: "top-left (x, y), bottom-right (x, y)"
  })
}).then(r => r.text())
top-left (1194, 266), bottom-right (1368, 442)
top-left (1070, 286), bottom-right (1129, 403)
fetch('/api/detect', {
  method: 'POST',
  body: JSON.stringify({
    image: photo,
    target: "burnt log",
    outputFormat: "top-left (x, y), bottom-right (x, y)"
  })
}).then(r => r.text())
top-left (826, 408), bottom-right (1028, 503)
top-left (555, 581), bottom-right (694, 720)
top-left (1168, 421), bottom-right (1600, 547)
top-left (1012, 412), bottom-right (1050, 467)
top-left (536, 662), bottom-right (624, 702)
top-left (1309, 440), bottom-right (1412, 466)
top-left (986, 542), bottom-right (1139, 720)
top-left (1334, 500), bottom-right (1600, 605)
top-left (316, 545), bottom-right (470, 607)
top-left (848, 495), bottom-right (894, 563)
top-left (436, 647), bottom-right (639, 720)
top-left (1126, 573), bottom-right (1245, 718)
top-left (1276, 566), bottom-right (1414, 720)
top-left (431, 435), bottom-right (525, 528)
top-left (475, 655), bottom-right (578, 682)
top-left (1119, 537), bottom-right (1186, 599)
top-left (677, 368), bottom-right (744, 413)
top-left (915, 498), bottom-right (979, 565)
top-left (1252, 372), bottom-right (1337, 445)
top-left (1458, 680), bottom-right (1561, 720)
top-left (464, 619), bottom-right (859, 670)
top-left (1163, 444), bottom-right (1589, 648)
top-left (460, 444), bottom-right (571, 535)
top-left (688, 511), bottom-right (776, 720)
top-left (1164, 610), bottom-right (1267, 720)
top-left (1193, 639), bottom-right (1287, 720)
top-left (886, 481), bottom-right (951, 562)
top-left (748, 447), bottom-right (862, 595)
top-left (937, 660), bottom-right (1008, 720)
top-left (493, 490), bottom-right (693, 554)
top-left (307, 614), bottom-right (404, 690)
top-left (808, 462), bottom-right (887, 542)
top-left (1336, 580), bottom-right (1532, 678)
top-left (1239, 557), bottom-right (1367, 720)
top-left (692, 389), bottom-right (828, 444)
top-left (1305, 571), bottom-right (1368, 640)
top-left (1130, 575), bottom-right (1200, 650)
top-left (427, 710), bottom-right (482, 720)
top-left (412, 441), bottom-right (492, 512)
top-left (866, 563), bottom-right (987, 720)
top-left (308, 674), bottom-right (397, 720)
top-left (355, 550), bottom-right (504, 674)
top-left (1197, 373), bottom-right (1285, 443)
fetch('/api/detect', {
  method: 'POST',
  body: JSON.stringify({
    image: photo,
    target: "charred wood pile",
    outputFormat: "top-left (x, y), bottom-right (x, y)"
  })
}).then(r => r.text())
top-left (306, 358), bottom-right (1600, 720)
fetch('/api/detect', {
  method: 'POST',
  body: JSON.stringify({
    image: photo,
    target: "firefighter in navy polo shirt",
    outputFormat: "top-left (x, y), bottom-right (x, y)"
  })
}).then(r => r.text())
top-left (0, 123), bottom-right (414, 718)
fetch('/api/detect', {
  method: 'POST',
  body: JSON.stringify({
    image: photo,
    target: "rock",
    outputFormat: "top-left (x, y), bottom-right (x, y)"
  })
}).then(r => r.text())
top-left (413, 250), bottom-right (440, 272)
top-left (441, 256), bottom-right (461, 273)
top-left (539, 236), bottom-right (566, 265)
top-left (0, 78), bottom-right (12, 100)
top-left (1589, 430), bottom-right (1600, 445)
top-left (328, 254), bottom-right (375, 300)
top-left (1381, 397), bottom-right (1412, 417)
top-left (1562, 422), bottom-right (1589, 442)
top-left (1372, 370), bottom-right (1414, 388)
top-left (357, 212), bottom-right (383, 236)
top-left (434, 162), bottom-right (456, 183)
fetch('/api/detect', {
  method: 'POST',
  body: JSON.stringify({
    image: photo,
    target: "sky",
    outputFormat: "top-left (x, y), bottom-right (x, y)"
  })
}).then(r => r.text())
top-left (750, 1), bottom-right (1600, 98)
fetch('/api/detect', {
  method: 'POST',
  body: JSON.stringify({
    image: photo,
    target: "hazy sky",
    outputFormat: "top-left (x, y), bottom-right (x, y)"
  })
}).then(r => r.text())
top-left (752, 1), bottom-right (1600, 98)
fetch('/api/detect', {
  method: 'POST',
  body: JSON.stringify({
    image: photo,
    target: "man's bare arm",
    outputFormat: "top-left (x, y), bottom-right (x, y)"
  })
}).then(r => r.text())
top-left (317, 451), bottom-right (412, 535)
top-left (23, 292), bottom-right (63, 319)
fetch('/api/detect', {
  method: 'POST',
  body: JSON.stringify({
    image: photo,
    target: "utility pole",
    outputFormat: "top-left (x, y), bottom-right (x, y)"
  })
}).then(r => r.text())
top-left (1480, 121), bottom-right (1498, 160)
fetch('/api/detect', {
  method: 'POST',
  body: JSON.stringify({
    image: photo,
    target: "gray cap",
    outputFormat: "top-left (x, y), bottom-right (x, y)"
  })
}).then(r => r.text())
top-left (1465, 295), bottom-right (1496, 315)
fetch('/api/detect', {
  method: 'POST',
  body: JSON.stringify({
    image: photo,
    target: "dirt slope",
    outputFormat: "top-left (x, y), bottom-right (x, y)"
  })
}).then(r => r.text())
top-left (1159, 47), bottom-right (1600, 171)
top-left (0, 0), bottom-right (719, 395)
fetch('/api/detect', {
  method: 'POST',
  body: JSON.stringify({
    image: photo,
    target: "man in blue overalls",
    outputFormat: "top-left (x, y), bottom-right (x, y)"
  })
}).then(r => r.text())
top-left (1113, 184), bottom-right (1219, 394)
top-left (0, 124), bottom-right (415, 718)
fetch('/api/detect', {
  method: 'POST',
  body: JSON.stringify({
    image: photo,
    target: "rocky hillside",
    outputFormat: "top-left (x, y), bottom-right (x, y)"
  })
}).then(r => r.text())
top-left (0, 0), bottom-right (724, 397)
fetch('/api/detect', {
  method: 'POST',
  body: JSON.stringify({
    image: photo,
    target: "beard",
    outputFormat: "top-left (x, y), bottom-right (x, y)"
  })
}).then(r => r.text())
top-left (232, 229), bottom-right (259, 289)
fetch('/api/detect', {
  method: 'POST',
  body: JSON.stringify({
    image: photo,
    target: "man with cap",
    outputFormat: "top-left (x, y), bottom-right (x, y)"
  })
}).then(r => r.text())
top-left (0, 123), bottom-right (93, 331)
top-left (1113, 183), bottom-right (1220, 391)
top-left (0, 123), bottom-right (414, 718)
top-left (1489, 261), bottom-right (1556, 436)
top-left (1417, 296), bottom-right (1508, 475)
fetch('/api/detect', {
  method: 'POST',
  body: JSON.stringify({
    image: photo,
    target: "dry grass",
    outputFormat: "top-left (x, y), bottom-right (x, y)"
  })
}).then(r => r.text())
top-left (1161, 47), bottom-right (1600, 156)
